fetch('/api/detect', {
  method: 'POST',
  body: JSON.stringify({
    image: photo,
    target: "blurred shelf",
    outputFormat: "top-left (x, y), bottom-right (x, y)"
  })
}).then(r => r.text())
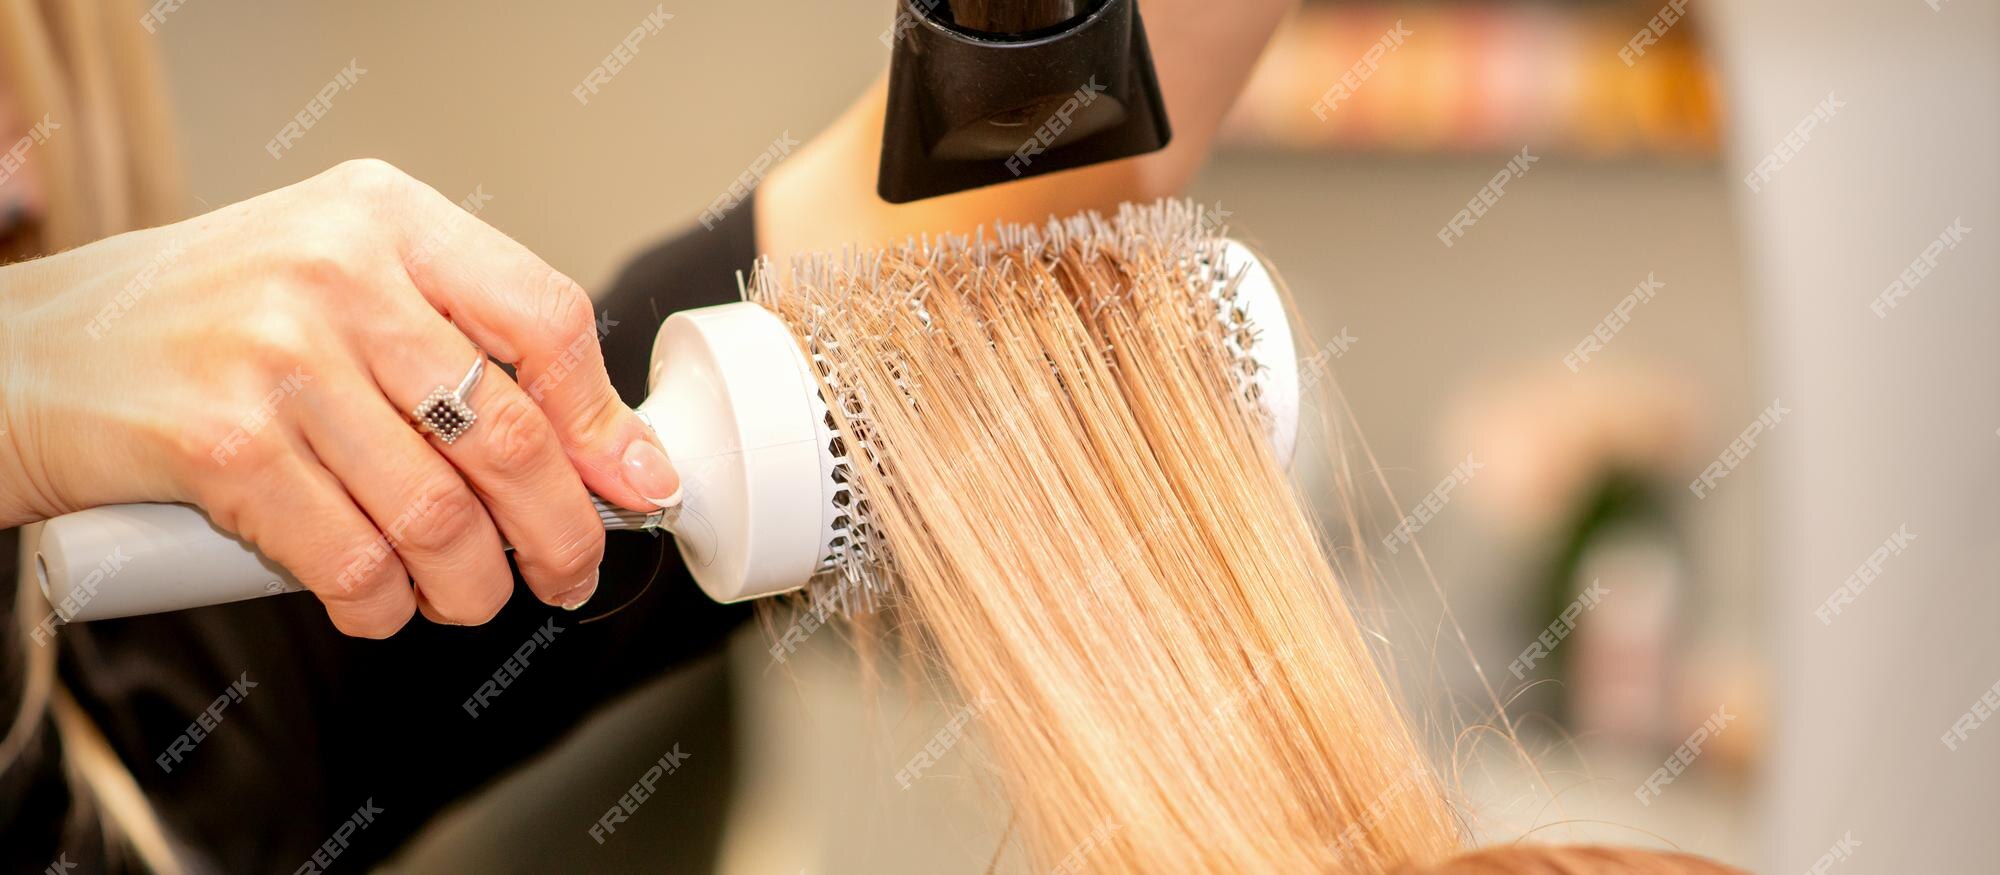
top-left (1222, 1), bottom-right (1723, 158)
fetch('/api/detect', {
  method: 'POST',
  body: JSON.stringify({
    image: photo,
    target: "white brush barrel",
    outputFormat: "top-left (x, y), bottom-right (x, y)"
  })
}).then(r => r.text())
top-left (637, 303), bottom-right (832, 603)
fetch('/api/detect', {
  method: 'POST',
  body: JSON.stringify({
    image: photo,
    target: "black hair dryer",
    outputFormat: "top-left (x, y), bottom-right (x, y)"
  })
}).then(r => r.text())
top-left (876, 0), bottom-right (1172, 203)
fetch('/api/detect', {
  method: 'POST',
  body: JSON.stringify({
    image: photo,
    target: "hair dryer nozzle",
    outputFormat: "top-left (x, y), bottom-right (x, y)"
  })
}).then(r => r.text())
top-left (876, 0), bottom-right (1172, 204)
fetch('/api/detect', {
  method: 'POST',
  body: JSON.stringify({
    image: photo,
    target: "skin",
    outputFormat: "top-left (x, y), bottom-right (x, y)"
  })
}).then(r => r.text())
top-left (0, 159), bottom-right (681, 636)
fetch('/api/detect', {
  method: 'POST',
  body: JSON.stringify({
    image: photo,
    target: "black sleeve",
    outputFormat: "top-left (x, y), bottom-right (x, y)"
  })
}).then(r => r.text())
top-left (2, 198), bottom-right (762, 873)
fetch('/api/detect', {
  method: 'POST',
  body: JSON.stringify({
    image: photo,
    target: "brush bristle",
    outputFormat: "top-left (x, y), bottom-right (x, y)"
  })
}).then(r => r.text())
top-left (748, 198), bottom-right (1261, 620)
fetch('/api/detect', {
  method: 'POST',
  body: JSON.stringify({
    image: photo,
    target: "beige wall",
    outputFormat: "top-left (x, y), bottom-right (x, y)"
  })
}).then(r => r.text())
top-left (159, 0), bottom-right (890, 290)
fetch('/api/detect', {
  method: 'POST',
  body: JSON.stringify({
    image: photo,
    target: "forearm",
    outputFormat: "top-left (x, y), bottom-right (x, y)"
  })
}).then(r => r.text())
top-left (756, 0), bottom-right (1294, 260)
top-left (0, 254), bottom-right (84, 529)
top-left (0, 234), bottom-right (187, 530)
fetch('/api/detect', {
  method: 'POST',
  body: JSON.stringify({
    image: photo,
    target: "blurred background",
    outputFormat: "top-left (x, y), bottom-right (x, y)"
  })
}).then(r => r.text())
top-left (144, 0), bottom-right (1993, 872)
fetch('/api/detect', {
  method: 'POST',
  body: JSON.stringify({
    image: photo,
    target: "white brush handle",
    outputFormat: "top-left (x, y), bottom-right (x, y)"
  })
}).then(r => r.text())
top-left (30, 505), bottom-right (305, 621)
top-left (28, 302), bottom-right (837, 623)
top-left (28, 497), bottom-right (664, 623)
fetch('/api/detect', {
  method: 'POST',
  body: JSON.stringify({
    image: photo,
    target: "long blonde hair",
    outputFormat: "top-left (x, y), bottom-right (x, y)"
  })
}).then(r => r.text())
top-left (1, 1), bottom-right (187, 870)
top-left (752, 202), bottom-right (1740, 873)
top-left (0, 0), bottom-right (183, 255)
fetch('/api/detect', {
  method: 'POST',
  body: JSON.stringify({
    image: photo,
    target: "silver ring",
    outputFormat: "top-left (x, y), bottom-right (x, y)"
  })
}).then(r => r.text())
top-left (413, 354), bottom-right (485, 445)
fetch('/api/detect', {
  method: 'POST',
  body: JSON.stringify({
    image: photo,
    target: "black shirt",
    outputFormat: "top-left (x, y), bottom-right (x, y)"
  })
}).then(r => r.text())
top-left (0, 199), bottom-right (760, 873)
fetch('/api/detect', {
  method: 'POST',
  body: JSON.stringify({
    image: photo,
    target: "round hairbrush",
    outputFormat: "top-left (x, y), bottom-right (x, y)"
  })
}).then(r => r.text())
top-left (29, 240), bottom-right (1298, 621)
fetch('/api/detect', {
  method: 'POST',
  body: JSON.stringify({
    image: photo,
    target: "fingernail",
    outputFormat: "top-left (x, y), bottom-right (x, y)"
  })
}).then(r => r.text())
top-left (622, 439), bottom-right (681, 509)
top-left (557, 570), bottom-right (598, 611)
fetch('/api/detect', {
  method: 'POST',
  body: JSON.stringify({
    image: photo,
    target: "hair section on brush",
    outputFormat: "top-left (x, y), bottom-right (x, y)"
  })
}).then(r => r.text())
top-left (751, 201), bottom-right (1460, 872)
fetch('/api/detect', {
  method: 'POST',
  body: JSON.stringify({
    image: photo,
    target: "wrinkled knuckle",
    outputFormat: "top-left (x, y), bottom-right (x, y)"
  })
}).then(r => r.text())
top-left (188, 476), bottom-right (257, 539)
top-left (531, 525), bottom-right (603, 588)
top-left (173, 417), bottom-right (238, 479)
top-left (322, 546), bottom-right (402, 602)
top-left (328, 157), bottom-right (414, 200)
top-left (236, 303), bottom-right (321, 373)
top-left (222, 428), bottom-right (287, 474)
top-left (281, 239), bottom-right (365, 292)
top-left (479, 393), bottom-right (557, 474)
top-left (565, 383), bottom-right (624, 449)
top-left (312, 543), bottom-right (410, 638)
top-left (535, 269), bottom-right (597, 345)
top-left (332, 156), bottom-right (398, 180)
top-left (396, 480), bottom-right (485, 556)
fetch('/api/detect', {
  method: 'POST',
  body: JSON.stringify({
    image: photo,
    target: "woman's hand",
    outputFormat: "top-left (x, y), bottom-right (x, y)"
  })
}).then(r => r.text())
top-left (0, 159), bottom-right (681, 636)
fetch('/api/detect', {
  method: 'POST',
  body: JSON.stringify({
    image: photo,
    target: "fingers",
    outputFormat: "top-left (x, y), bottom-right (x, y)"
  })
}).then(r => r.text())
top-left (376, 174), bottom-right (679, 514)
top-left (297, 372), bottom-right (519, 625)
top-left (360, 311), bottom-right (608, 610)
top-left (207, 446), bottom-right (417, 639)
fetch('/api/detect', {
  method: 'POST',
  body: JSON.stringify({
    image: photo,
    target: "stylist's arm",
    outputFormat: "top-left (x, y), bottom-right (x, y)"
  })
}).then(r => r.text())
top-left (0, 158), bottom-right (680, 635)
